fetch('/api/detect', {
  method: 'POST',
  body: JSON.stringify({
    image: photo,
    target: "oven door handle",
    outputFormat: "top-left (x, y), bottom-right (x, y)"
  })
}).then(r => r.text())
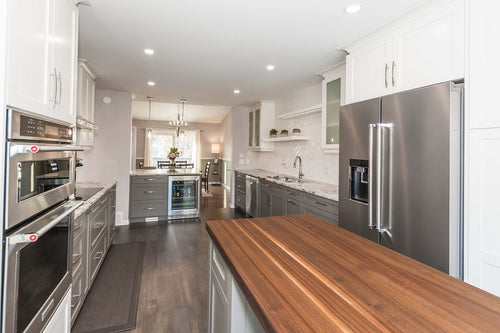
top-left (22, 145), bottom-right (85, 153)
top-left (8, 201), bottom-right (83, 245)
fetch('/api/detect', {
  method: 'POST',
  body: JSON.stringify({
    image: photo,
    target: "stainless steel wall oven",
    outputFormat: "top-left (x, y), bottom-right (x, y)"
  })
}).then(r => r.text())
top-left (3, 201), bottom-right (81, 333)
top-left (5, 109), bottom-right (82, 230)
top-left (2, 109), bottom-right (84, 332)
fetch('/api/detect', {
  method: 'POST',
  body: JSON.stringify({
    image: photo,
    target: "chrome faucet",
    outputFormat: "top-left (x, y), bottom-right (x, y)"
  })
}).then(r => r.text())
top-left (293, 155), bottom-right (304, 180)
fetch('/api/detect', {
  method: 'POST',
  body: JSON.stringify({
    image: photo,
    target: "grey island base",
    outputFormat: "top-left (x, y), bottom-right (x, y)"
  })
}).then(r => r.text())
top-left (129, 169), bottom-right (202, 223)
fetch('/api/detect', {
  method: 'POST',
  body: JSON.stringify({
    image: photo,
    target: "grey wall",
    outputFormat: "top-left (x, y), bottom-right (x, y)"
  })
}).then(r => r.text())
top-left (132, 119), bottom-right (222, 159)
top-left (77, 89), bottom-right (132, 225)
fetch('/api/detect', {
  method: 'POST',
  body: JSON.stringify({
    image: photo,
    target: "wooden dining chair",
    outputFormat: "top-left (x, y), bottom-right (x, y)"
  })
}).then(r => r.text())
top-left (143, 166), bottom-right (157, 170)
top-left (157, 160), bottom-right (170, 169)
top-left (175, 160), bottom-right (187, 167)
top-left (201, 161), bottom-right (211, 193)
top-left (184, 163), bottom-right (194, 169)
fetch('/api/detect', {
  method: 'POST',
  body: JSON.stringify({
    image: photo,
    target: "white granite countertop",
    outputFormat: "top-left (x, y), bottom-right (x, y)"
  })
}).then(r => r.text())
top-left (130, 169), bottom-right (202, 176)
top-left (235, 169), bottom-right (338, 201)
top-left (73, 181), bottom-right (117, 219)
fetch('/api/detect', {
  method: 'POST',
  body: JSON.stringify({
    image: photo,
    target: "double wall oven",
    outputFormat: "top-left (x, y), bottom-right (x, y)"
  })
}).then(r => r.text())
top-left (3, 109), bottom-right (83, 333)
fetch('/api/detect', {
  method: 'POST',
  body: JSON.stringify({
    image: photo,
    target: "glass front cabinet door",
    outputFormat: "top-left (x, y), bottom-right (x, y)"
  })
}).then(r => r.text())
top-left (320, 63), bottom-right (346, 152)
top-left (248, 101), bottom-right (275, 151)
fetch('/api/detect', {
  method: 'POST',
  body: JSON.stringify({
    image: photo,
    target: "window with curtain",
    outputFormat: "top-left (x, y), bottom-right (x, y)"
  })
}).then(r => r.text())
top-left (145, 129), bottom-right (198, 167)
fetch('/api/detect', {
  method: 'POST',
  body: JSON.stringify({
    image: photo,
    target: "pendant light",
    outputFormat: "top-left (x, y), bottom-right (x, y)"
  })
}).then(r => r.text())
top-left (147, 96), bottom-right (154, 138)
top-left (169, 98), bottom-right (189, 136)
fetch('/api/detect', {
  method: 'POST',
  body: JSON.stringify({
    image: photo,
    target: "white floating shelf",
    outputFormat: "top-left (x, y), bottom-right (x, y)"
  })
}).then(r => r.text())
top-left (261, 136), bottom-right (311, 142)
top-left (278, 104), bottom-right (322, 120)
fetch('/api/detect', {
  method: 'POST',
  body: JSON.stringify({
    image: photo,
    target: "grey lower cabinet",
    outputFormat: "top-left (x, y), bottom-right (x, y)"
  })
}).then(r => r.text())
top-left (259, 182), bottom-right (272, 217)
top-left (71, 186), bottom-right (116, 325)
top-left (257, 180), bottom-right (338, 225)
top-left (208, 240), bottom-right (265, 333)
top-left (129, 175), bottom-right (168, 222)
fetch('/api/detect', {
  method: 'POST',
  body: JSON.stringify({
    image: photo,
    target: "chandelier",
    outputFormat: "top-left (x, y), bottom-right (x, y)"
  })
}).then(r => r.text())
top-left (170, 98), bottom-right (189, 136)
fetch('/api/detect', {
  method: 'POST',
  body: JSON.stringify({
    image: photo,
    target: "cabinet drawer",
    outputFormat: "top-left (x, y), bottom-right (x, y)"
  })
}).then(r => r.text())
top-left (89, 204), bottom-right (107, 250)
top-left (303, 194), bottom-right (338, 215)
top-left (131, 183), bottom-right (167, 201)
top-left (73, 214), bottom-right (85, 239)
top-left (285, 198), bottom-right (304, 215)
top-left (130, 200), bottom-right (167, 218)
top-left (71, 267), bottom-right (84, 324)
top-left (90, 233), bottom-right (106, 283)
top-left (131, 175), bottom-right (167, 184)
top-left (285, 189), bottom-right (304, 202)
top-left (304, 206), bottom-right (338, 226)
top-left (72, 230), bottom-right (84, 276)
top-left (211, 245), bottom-right (230, 299)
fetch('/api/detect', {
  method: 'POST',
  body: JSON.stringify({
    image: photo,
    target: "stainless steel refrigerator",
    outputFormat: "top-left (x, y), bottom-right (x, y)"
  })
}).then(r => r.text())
top-left (339, 82), bottom-right (463, 279)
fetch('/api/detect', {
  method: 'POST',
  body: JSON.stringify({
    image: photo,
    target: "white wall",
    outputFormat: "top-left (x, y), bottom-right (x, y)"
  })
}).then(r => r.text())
top-left (220, 111), bottom-right (232, 161)
top-left (132, 119), bottom-right (221, 159)
top-left (77, 89), bottom-right (132, 225)
top-left (257, 83), bottom-right (339, 185)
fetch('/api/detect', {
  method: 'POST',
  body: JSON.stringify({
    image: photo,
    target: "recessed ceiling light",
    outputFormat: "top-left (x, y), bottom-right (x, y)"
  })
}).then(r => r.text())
top-left (266, 65), bottom-right (275, 71)
top-left (147, 81), bottom-right (155, 86)
top-left (233, 89), bottom-right (240, 94)
top-left (345, 4), bottom-right (361, 14)
top-left (144, 48), bottom-right (155, 55)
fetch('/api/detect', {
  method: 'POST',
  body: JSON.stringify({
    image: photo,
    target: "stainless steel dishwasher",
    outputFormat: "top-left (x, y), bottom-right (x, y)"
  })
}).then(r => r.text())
top-left (245, 175), bottom-right (259, 217)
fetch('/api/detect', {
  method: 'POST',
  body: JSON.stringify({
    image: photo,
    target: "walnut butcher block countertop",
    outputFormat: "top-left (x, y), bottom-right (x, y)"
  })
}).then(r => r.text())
top-left (206, 214), bottom-right (500, 332)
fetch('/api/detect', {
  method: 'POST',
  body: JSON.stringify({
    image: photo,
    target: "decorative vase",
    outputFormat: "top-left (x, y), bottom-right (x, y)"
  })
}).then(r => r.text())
top-left (169, 165), bottom-right (176, 172)
top-left (270, 134), bottom-right (277, 138)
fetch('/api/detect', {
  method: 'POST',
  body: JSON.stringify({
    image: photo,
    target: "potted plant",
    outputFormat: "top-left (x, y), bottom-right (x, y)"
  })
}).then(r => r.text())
top-left (168, 147), bottom-right (180, 171)
top-left (269, 129), bottom-right (278, 138)
top-left (280, 129), bottom-right (289, 137)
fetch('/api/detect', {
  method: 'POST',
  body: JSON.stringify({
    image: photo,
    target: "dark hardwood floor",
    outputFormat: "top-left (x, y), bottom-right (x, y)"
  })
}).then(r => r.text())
top-left (111, 185), bottom-right (245, 333)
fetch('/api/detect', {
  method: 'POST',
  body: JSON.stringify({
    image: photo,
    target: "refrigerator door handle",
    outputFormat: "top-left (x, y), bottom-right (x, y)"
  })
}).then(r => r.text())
top-left (378, 123), bottom-right (394, 232)
top-left (368, 123), bottom-right (378, 229)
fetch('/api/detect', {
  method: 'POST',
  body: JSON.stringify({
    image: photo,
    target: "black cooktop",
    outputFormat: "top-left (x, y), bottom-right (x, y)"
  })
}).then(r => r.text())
top-left (75, 187), bottom-right (104, 201)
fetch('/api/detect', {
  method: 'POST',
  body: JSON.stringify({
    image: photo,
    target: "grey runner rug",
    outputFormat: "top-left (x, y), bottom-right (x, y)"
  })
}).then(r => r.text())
top-left (72, 242), bottom-right (145, 333)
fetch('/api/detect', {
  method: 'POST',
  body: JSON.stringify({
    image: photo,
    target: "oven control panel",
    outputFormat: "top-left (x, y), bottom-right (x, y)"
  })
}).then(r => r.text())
top-left (19, 115), bottom-right (73, 140)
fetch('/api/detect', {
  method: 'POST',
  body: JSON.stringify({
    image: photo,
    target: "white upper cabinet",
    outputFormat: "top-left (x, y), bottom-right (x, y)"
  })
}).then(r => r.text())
top-left (248, 101), bottom-right (275, 152)
top-left (6, 0), bottom-right (52, 117)
top-left (77, 60), bottom-right (98, 123)
top-left (320, 63), bottom-right (346, 152)
top-left (6, 0), bottom-right (78, 124)
top-left (345, 36), bottom-right (392, 103)
top-left (344, 0), bottom-right (464, 104)
top-left (50, 0), bottom-right (78, 124)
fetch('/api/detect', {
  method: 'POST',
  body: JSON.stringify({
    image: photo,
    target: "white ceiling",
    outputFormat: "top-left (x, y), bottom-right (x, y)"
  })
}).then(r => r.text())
top-left (131, 100), bottom-right (230, 123)
top-left (79, 0), bottom-right (426, 108)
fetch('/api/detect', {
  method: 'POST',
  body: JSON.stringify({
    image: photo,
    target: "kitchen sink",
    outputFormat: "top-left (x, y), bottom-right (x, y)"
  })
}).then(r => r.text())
top-left (267, 175), bottom-right (303, 183)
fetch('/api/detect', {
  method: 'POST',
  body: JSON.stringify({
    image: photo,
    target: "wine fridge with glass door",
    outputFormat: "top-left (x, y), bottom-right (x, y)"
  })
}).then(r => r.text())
top-left (168, 175), bottom-right (201, 219)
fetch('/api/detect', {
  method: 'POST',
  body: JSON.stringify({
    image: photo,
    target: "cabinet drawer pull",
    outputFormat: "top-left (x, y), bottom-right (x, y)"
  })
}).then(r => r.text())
top-left (144, 207), bottom-right (155, 210)
top-left (144, 190), bottom-right (155, 194)
top-left (94, 223), bottom-right (104, 229)
top-left (385, 63), bottom-right (389, 88)
top-left (315, 201), bottom-right (327, 207)
top-left (57, 71), bottom-right (62, 108)
top-left (146, 178), bottom-right (156, 181)
top-left (392, 61), bottom-right (396, 86)
top-left (72, 254), bottom-right (82, 265)
top-left (94, 251), bottom-right (104, 260)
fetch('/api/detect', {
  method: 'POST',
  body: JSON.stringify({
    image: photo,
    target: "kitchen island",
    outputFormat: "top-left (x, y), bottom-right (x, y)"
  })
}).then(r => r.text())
top-left (207, 214), bottom-right (500, 332)
top-left (130, 169), bottom-right (202, 222)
